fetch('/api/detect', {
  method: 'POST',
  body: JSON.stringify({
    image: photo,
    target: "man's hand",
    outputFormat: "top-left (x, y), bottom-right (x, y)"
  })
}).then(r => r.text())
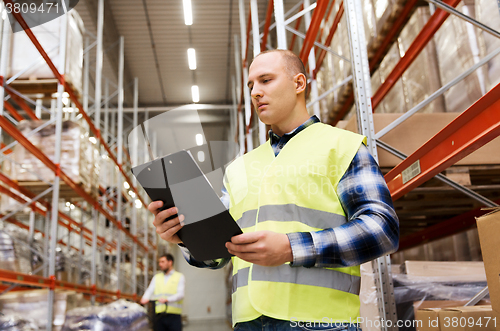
top-left (140, 298), bottom-right (149, 305)
top-left (225, 231), bottom-right (293, 266)
top-left (158, 298), bottom-right (168, 304)
top-left (148, 201), bottom-right (184, 244)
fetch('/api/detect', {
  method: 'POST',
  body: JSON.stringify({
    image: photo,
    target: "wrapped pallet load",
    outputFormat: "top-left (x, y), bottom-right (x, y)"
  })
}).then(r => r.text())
top-left (475, 0), bottom-right (500, 90)
top-left (8, 120), bottom-right (99, 200)
top-left (0, 223), bottom-right (43, 274)
top-left (434, 1), bottom-right (488, 112)
top-left (316, 5), bottom-right (352, 122)
top-left (8, 10), bottom-right (84, 97)
top-left (396, 7), bottom-right (446, 113)
top-left (371, 42), bottom-right (407, 113)
top-left (62, 299), bottom-right (149, 331)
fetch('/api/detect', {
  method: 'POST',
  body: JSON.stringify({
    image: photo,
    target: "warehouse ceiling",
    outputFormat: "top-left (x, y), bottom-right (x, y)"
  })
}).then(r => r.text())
top-left (74, 0), bottom-right (272, 108)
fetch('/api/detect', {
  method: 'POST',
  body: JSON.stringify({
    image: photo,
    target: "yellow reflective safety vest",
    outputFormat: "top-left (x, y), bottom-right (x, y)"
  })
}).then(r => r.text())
top-left (153, 271), bottom-right (183, 314)
top-left (224, 123), bottom-right (366, 325)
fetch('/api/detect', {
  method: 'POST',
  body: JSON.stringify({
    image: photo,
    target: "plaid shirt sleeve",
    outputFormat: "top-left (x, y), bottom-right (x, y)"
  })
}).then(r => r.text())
top-left (287, 144), bottom-right (399, 268)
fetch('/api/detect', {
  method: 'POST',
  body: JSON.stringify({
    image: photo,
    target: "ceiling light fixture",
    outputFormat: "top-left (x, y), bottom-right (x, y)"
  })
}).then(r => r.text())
top-left (195, 133), bottom-right (203, 146)
top-left (191, 85), bottom-right (199, 103)
top-left (183, 0), bottom-right (193, 25)
top-left (187, 48), bottom-right (197, 70)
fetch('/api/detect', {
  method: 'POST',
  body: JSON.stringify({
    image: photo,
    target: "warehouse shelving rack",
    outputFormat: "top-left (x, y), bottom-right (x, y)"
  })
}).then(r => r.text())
top-left (0, 0), bottom-right (157, 329)
top-left (235, 0), bottom-right (500, 329)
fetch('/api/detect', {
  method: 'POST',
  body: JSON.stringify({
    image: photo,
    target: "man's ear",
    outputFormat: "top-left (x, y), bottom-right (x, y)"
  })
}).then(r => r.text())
top-left (294, 73), bottom-right (307, 95)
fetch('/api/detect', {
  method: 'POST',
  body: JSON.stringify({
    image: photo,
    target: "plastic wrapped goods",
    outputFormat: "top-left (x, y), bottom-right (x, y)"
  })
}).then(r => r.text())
top-left (371, 42), bottom-right (407, 113)
top-left (0, 224), bottom-right (41, 274)
top-left (398, 7), bottom-right (445, 113)
top-left (62, 299), bottom-right (149, 331)
top-left (8, 10), bottom-right (84, 96)
top-left (475, 0), bottom-right (500, 90)
top-left (0, 315), bottom-right (38, 331)
top-left (434, 3), bottom-right (488, 113)
top-left (0, 290), bottom-right (78, 330)
top-left (8, 120), bottom-right (99, 199)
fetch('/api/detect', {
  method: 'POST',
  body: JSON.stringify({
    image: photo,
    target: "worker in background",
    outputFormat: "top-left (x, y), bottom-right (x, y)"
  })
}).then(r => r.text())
top-left (149, 49), bottom-right (399, 330)
top-left (140, 253), bottom-right (184, 331)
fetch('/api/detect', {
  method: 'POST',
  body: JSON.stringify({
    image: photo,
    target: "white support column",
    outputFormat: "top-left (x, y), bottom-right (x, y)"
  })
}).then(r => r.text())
top-left (251, 0), bottom-right (260, 58)
top-left (43, 211), bottom-right (50, 278)
top-left (239, 0), bottom-right (253, 152)
top-left (0, 17), bottom-right (12, 146)
top-left (115, 36), bottom-right (125, 294)
top-left (143, 110), bottom-right (150, 289)
top-left (104, 79), bottom-right (109, 144)
top-left (28, 211), bottom-right (36, 246)
top-left (94, 0), bottom-right (104, 128)
top-left (78, 203), bottom-right (86, 284)
top-left (303, 0), bottom-right (320, 118)
top-left (233, 35), bottom-right (245, 156)
top-left (35, 99), bottom-right (43, 118)
top-left (131, 77), bottom-right (139, 296)
top-left (83, 37), bottom-right (90, 114)
top-left (90, 0), bottom-right (104, 305)
top-left (47, 10), bottom-right (68, 331)
top-left (274, 0), bottom-right (287, 49)
top-left (343, 0), bottom-right (396, 328)
top-left (250, 0), bottom-right (267, 146)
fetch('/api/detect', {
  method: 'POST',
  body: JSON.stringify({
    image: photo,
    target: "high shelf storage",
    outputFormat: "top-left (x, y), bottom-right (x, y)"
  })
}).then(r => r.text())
top-left (0, 0), bottom-right (158, 330)
top-left (234, 0), bottom-right (500, 329)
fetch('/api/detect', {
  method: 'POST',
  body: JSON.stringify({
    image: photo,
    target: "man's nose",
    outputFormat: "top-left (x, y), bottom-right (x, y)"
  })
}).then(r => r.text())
top-left (251, 85), bottom-right (262, 99)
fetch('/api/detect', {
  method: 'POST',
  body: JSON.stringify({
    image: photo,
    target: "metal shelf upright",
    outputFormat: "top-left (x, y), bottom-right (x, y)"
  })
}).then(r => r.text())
top-left (234, 0), bottom-right (500, 328)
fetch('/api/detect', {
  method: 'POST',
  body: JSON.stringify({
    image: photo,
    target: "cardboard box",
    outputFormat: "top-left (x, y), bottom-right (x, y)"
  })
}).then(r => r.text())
top-left (477, 208), bottom-right (500, 317)
top-left (416, 308), bottom-right (441, 331)
top-left (342, 113), bottom-right (500, 167)
top-left (415, 301), bottom-right (492, 331)
top-left (439, 306), bottom-right (498, 331)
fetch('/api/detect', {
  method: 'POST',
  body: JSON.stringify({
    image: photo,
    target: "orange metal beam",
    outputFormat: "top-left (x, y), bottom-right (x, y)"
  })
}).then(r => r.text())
top-left (261, 0), bottom-right (274, 52)
top-left (3, 101), bottom-right (24, 122)
top-left (385, 82), bottom-right (500, 201)
top-left (371, 0), bottom-right (460, 110)
top-left (314, 1), bottom-right (343, 78)
top-left (289, 5), bottom-right (304, 51)
top-left (368, 0), bottom-right (419, 72)
top-left (399, 198), bottom-right (500, 250)
top-left (7, 89), bottom-right (39, 120)
top-left (0, 171), bottom-right (109, 249)
top-left (0, 268), bottom-right (138, 300)
top-left (313, 0), bottom-right (336, 57)
top-left (299, 0), bottom-right (329, 64)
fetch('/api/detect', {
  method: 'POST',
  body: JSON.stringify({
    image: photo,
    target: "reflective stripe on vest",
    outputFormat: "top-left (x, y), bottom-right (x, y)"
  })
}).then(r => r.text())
top-left (232, 265), bottom-right (361, 295)
top-left (154, 271), bottom-right (183, 314)
top-left (225, 123), bottom-right (366, 325)
top-left (236, 205), bottom-right (347, 230)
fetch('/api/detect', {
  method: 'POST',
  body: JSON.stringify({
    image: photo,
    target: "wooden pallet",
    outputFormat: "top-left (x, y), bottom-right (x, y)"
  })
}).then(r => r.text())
top-left (17, 180), bottom-right (94, 201)
top-left (9, 78), bottom-right (81, 99)
top-left (382, 165), bottom-right (500, 237)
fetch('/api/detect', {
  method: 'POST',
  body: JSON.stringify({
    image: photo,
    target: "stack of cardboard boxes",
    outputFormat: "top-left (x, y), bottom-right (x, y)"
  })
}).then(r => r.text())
top-left (414, 208), bottom-right (500, 331)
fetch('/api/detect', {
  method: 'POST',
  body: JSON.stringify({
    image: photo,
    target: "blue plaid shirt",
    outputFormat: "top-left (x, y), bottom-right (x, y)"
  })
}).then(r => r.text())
top-left (180, 115), bottom-right (399, 269)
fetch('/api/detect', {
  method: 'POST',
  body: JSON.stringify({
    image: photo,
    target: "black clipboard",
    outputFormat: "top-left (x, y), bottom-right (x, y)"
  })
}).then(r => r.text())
top-left (132, 150), bottom-right (242, 261)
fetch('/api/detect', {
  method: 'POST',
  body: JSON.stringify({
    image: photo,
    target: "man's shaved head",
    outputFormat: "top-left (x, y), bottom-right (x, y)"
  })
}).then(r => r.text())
top-left (254, 50), bottom-right (308, 95)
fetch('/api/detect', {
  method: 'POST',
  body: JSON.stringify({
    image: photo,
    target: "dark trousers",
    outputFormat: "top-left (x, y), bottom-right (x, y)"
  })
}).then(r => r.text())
top-left (154, 313), bottom-right (182, 331)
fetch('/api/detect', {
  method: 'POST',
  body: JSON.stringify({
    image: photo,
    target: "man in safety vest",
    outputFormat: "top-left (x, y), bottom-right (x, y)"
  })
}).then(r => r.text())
top-left (149, 50), bottom-right (399, 330)
top-left (141, 253), bottom-right (185, 331)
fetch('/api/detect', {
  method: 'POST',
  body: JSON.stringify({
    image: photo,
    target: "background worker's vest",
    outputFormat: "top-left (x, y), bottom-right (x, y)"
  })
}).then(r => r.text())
top-left (154, 271), bottom-right (183, 314)
top-left (224, 123), bottom-right (366, 325)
